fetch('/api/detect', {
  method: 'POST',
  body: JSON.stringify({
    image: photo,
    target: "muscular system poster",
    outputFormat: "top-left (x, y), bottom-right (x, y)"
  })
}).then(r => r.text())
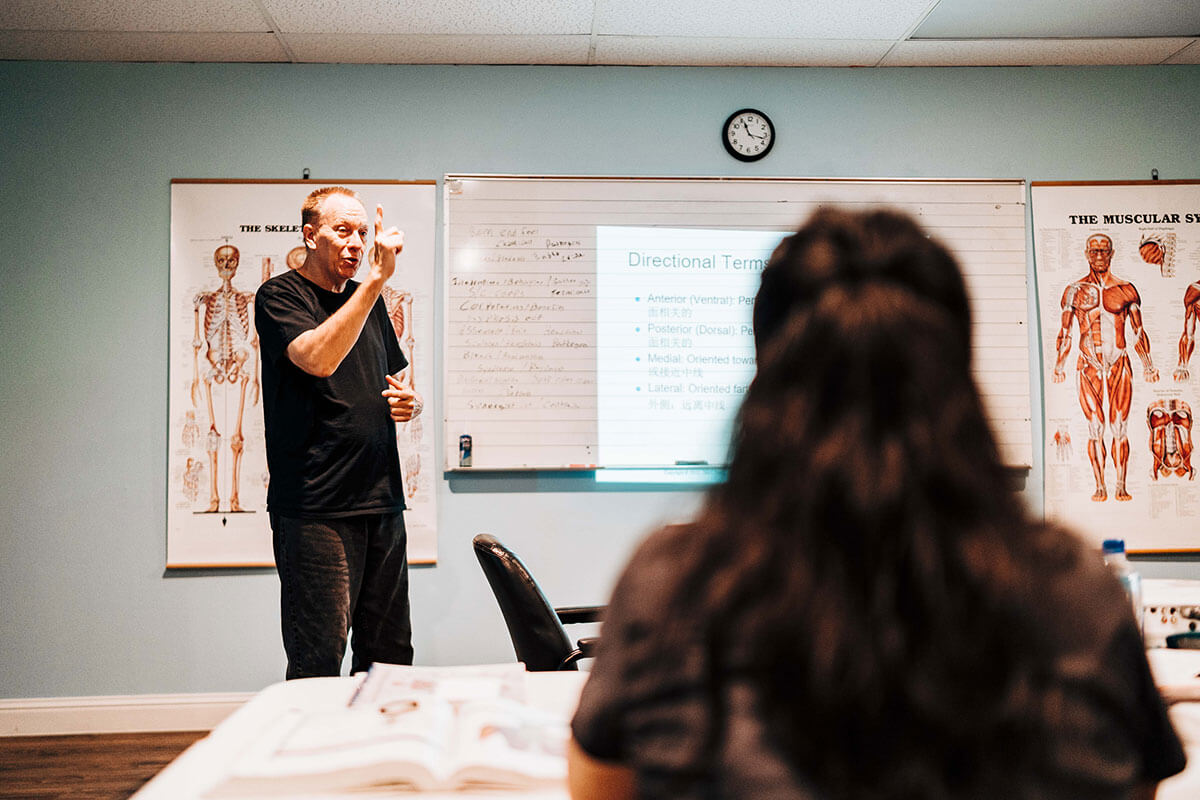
top-left (1033, 181), bottom-right (1200, 552)
top-left (168, 180), bottom-right (438, 567)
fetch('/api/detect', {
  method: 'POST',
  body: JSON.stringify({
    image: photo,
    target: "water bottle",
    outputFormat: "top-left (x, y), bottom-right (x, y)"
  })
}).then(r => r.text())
top-left (1102, 538), bottom-right (1143, 638)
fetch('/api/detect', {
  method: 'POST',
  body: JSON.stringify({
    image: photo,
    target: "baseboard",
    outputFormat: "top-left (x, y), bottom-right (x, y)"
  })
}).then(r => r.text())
top-left (0, 692), bottom-right (254, 736)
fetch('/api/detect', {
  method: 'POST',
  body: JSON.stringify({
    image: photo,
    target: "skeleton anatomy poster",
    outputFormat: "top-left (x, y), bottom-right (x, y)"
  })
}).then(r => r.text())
top-left (1033, 181), bottom-right (1200, 552)
top-left (168, 180), bottom-right (438, 567)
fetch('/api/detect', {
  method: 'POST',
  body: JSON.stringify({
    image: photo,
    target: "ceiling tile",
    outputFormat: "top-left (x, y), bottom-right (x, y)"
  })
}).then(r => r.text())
top-left (593, 36), bottom-right (891, 66)
top-left (282, 33), bottom-right (591, 64)
top-left (913, 0), bottom-right (1200, 39)
top-left (0, 0), bottom-right (1195, 66)
top-left (593, 0), bottom-right (935, 39)
top-left (0, 0), bottom-right (270, 32)
top-left (262, 0), bottom-right (594, 35)
top-left (1164, 40), bottom-right (1200, 63)
top-left (880, 37), bottom-right (1196, 67)
top-left (0, 30), bottom-right (288, 61)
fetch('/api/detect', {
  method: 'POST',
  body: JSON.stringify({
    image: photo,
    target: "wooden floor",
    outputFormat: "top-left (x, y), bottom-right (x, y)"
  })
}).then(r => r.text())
top-left (0, 731), bottom-right (206, 800)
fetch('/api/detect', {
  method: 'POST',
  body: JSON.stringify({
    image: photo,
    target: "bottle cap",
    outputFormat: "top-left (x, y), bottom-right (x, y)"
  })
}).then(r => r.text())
top-left (1101, 538), bottom-right (1125, 554)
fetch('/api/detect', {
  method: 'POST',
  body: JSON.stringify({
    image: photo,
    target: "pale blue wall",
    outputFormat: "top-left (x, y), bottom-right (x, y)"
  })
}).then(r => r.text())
top-left (2, 62), bottom-right (1199, 699)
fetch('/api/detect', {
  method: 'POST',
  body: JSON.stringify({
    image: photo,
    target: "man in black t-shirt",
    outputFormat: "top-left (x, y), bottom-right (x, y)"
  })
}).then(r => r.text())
top-left (255, 186), bottom-right (423, 679)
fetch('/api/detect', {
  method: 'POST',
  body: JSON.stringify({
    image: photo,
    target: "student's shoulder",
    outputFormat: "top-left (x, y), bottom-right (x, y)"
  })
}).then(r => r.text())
top-left (609, 524), bottom-right (697, 606)
top-left (1019, 521), bottom-right (1107, 587)
top-left (630, 522), bottom-right (698, 570)
top-left (1020, 521), bottom-right (1130, 642)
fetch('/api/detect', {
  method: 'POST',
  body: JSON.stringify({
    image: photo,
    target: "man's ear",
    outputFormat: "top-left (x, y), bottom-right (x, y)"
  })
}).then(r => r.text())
top-left (302, 223), bottom-right (317, 249)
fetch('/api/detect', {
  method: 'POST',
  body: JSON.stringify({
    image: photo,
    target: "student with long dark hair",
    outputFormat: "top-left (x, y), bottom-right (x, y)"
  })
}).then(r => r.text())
top-left (568, 209), bottom-right (1184, 800)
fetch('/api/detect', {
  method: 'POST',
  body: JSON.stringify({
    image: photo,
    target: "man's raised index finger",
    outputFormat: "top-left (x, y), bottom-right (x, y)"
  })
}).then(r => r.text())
top-left (375, 204), bottom-right (384, 237)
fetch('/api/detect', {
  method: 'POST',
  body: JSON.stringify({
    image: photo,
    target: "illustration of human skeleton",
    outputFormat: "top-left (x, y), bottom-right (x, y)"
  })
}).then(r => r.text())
top-left (182, 410), bottom-right (199, 448)
top-left (382, 284), bottom-right (422, 499)
top-left (286, 245), bottom-right (306, 272)
top-left (191, 244), bottom-right (259, 513)
top-left (1148, 399), bottom-right (1194, 480)
top-left (182, 457), bottom-right (204, 502)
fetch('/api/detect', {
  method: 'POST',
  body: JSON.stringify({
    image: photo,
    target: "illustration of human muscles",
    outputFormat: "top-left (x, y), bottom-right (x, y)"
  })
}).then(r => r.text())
top-left (1052, 235), bottom-right (1158, 502)
top-left (1140, 238), bottom-right (1164, 266)
top-left (1139, 232), bottom-right (1177, 277)
top-left (1148, 399), bottom-right (1195, 480)
top-left (1176, 282), bottom-right (1200, 381)
top-left (1053, 426), bottom-right (1073, 462)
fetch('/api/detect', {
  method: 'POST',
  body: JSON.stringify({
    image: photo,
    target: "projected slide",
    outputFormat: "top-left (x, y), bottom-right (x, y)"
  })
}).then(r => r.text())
top-left (595, 226), bottom-right (786, 468)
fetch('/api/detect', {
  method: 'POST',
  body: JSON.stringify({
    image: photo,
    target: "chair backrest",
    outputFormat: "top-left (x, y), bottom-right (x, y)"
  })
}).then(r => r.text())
top-left (472, 534), bottom-right (578, 671)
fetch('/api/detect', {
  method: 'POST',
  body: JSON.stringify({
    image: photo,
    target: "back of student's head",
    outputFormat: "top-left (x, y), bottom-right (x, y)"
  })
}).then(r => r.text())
top-left (751, 207), bottom-right (971, 356)
top-left (679, 208), bottom-right (1047, 799)
top-left (726, 207), bottom-right (1011, 538)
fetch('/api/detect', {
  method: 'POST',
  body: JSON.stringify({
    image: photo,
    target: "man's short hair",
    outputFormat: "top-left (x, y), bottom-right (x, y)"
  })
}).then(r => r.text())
top-left (301, 186), bottom-right (360, 229)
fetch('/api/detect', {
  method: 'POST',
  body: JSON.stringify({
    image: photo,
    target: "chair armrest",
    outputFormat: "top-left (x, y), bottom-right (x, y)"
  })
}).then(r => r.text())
top-left (560, 637), bottom-right (602, 670)
top-left (555, 605), bottom-right (604, 625)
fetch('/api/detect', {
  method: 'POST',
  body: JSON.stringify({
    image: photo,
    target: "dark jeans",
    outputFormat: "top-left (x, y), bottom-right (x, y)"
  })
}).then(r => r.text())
top-left (271, 511), bottom-right (413, 679)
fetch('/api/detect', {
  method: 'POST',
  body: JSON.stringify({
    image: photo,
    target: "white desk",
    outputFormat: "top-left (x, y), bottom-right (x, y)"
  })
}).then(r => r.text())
top-left (131, 671), bottom-right (588, 800)
top-left (1149, 650), bottom-right (1200, 800)
top-left (1161, 702), bottom-right (1200, 800)
top-left (136, 655), bottom-right (1200, 799)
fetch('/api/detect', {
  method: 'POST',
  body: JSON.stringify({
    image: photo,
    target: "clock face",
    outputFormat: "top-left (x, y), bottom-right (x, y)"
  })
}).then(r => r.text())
top-left (723, 109), bottom-right (774, 162)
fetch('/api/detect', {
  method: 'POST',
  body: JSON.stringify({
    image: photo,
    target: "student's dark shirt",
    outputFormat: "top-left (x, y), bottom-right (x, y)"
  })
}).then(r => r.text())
top-left (573, 523), bottom-right (1186, 800)
top-left (255, 269), bottom-right (407, 517)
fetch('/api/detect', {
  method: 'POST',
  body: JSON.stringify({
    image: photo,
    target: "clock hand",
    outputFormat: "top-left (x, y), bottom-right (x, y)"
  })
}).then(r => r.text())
top-left (742, 119), bottom-right (765, 141)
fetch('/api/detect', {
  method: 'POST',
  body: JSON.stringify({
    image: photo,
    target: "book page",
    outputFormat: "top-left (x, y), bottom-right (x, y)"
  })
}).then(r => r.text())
top-left (210, 665), bottom-right (573, 795)
top-left (350, 661), bottom-right (527, 708)
top-left (212, 703), bottom-right (454, 794)
top-left (450, 697), bottom-right (571, 789)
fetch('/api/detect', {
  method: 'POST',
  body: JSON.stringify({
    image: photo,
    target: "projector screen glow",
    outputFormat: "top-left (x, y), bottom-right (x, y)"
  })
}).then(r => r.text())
top-left (594, 226), bottom-right (786, 481)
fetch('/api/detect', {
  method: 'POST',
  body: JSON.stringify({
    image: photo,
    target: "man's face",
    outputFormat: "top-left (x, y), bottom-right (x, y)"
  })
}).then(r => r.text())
top-left (306, 193), bottom-right (369, 282)
top-left (214, 245), bottom-right (239, 280)
top-left (1085, 236), bottom-right (1113, 274)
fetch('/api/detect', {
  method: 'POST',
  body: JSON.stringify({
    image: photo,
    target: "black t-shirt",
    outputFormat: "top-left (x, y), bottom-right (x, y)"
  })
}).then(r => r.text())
top-left (573, 523), bottom-right (1187, 800)
top-left (255, 269), bottom-right (407, 517)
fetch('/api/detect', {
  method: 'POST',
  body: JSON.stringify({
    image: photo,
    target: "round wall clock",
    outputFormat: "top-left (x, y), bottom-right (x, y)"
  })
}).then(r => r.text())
top-left (722, 108), bottom-right (775, 162)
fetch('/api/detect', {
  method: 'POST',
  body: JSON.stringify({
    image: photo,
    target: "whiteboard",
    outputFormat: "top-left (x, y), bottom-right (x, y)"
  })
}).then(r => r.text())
top-left (444, 175), bottom-right (1033, 471)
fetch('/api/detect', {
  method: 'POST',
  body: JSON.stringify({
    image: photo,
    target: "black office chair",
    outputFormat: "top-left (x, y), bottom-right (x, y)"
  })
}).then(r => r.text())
top-left (472, 533), bottom-right (604, 671)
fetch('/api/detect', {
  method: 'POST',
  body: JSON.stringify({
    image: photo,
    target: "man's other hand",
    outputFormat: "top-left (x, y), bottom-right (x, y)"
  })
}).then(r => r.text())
top-left (383, 373), bottom-right (422, 422)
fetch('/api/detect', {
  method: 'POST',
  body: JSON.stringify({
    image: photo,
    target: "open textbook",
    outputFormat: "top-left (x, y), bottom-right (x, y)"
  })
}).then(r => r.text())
top-left (206, 664), bottom-right (570, 795)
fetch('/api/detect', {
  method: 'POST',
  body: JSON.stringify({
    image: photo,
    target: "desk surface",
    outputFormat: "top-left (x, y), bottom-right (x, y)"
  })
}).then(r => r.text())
top-left (136, 655), bottom-right (1200, 799)
top-left (131, 670), bottom-right (588, 800)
